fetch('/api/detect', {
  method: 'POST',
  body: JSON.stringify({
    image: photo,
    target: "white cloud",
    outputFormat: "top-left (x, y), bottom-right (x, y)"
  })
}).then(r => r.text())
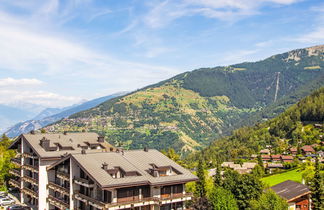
top-left (0, 77), bottom-right (44, 87)
top-left (142, 0), bottom-right (300, 28)
top-left (0, 77), bottom-right (80, 107)
top-left (294, 27), bottom-right (324, 43)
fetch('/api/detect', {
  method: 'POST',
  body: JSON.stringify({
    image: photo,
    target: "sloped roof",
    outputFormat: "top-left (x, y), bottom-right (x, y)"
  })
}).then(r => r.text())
top-left (301, 145), bottom-right (315, 152)
top-left (9, 132), bottom-right (113, 159)
top-left (69, 149), bottom-right (198, 188)
top-left (271, 180), bottom-right (310, 202)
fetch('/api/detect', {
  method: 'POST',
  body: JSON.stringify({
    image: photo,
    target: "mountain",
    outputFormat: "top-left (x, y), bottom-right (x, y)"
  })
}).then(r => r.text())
top-left (0, 105), bottom-right (35, 134)
top-left (199, 87), bottom-right (324, 163)
top-left (44, 45), bottom-right (324, 152)
top-left (5, 92), bottom-right (125, 137)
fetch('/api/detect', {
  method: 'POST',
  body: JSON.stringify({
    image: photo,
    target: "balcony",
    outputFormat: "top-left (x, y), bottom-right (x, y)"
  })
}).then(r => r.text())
top-left (73, 177), bottom-right (95, 188)
top-left (47, 195), bottom-right (69, 210)
top-left (22, 163), bottom-right (38, 173)
top-left (22, 176), bottom-right (38, 186)
top-left (160, 192), bottom-right (193, 202)
top-left (9, 179), bottom-right (20, 188)
top-left (22, 152), bottom-right (37, 159)
top-left (57, 171), bottom-right (70, 181)
top-left (47, 182), bottom-right (70, 196)
top-left (74, 191), bottom-right (105, 209)
top-left (22, 187), bottom-right (38, 198)
top-left (12, 158), bottom-right (21, 167)
top-left (9, 168), bottom-right (21, 177)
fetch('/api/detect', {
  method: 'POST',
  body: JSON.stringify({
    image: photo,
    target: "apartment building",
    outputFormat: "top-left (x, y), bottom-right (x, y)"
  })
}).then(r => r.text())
top-left (8, 132), bottom-right (197, 210)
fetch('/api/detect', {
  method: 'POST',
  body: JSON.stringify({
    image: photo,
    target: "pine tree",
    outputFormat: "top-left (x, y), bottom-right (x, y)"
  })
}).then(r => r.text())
top-left (214, 161), bottom-right (222, 187)
top-left (195, 158), bottom-right (206, 198)
top-left (311, 157), bottom-right (323, 210)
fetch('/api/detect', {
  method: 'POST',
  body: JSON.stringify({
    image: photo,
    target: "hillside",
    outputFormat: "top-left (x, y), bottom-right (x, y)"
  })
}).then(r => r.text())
top-left (45, 45), bottom-right (324, 152)
top-left (198, 87), bottom-right (324, 164)
top-left (5, 92), bottom-right (125, 137)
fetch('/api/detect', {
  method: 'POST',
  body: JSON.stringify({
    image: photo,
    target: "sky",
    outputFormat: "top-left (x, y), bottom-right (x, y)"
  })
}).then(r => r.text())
top-left (0, 0), bottom-right (323, 108)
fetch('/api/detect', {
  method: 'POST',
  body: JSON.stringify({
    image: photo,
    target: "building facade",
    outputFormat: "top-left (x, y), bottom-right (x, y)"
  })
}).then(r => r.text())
top-left (9, 132), bottom-right (197, 210)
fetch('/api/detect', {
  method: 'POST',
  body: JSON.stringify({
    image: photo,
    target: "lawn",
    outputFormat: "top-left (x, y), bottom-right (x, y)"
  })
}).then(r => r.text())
top-left (261, 169), bottom-right (303, 187)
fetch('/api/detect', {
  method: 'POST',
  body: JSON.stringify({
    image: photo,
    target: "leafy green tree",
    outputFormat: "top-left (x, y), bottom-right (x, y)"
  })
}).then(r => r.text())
top-left (252, 165), bottom-right (265, 178)
top-left (311, 157), bottom-right (323, 210)
top-left (208, 187), bottom-right (238, 210)
top-left (249, 189), bottom-right (288, 210)
top-left (223, 170), bottom-right (263, 209)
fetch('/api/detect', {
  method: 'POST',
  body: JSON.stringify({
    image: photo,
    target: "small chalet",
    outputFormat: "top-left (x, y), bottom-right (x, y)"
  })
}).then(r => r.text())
top-left (301, 145), bottom-right (315, 155)
top-left (271, 154), bottom-right (281, 162)
top-left (261, 155), bottom-right (271, 162)
top-left (289, 147), bottom-right (298, 155)
top-left (271, 180), bottom-right (311, 210)
top-left (281, 155), bottom-right (294, 163)
top-left (260, 149), bottom-right (270, 155)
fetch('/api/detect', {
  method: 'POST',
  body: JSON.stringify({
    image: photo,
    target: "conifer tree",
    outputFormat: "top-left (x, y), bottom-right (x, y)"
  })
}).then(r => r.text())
top-left (214, 161), bottom-right (222, 187)
top-left (311, 157), bottom-right (323, 210)
top-left (195, 158), bottom-right (206, 198)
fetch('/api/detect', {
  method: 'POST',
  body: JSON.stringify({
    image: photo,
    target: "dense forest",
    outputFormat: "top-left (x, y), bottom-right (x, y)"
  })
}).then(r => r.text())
top-left (45, 45), bottom-right (324, 153)
top-left (187, 87), bottom-right (324, 166)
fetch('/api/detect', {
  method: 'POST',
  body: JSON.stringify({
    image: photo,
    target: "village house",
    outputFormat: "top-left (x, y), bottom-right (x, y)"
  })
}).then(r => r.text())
top-left (289, 147), bottom-right (298, 155)
top-left (221, 162), bottom-right (257, 174)
top-left (261, 155), bottom-right (271, 162)
top-left (271, 155), bottom-right (281, 162)
top-left (281, 155), bottom-right (294, 163)
top-left (271, 180), bottom-right (311, 210)
top-left (266, 163), bottom-right (284, 173)
top-left (301, 145), bottom-right (315, 155)
top-left (260, 149), bottom-right (270, 155)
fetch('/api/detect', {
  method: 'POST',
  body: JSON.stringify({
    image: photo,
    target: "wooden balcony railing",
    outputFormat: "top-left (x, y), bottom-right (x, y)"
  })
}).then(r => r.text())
top-left (12, 158), bottom-right (21, 166)
top-left (22, 163), bottom-right (38, 173)
top-left (57, 171), bottom-right (70, 181)
top-left (8, 179), bottom-right (20, 188)
top-left (22, 152), bottom-right (37, 159)
top-left (9, 169), bottom-right (21, 177)
top-left (47, 195), bottom-right (69, 209)
top-left (160, 192), bottom-right (193, 201)
top-left (73, 177), bottom-right (94, 188)
top-left (22, 176), bottom-right (38, 186)
top-left (74, 191), bottom-right (105, 209)
top-left (47, 182), bottom-right (70, 196)
top-left (22, 187), bottom-right (38, 198)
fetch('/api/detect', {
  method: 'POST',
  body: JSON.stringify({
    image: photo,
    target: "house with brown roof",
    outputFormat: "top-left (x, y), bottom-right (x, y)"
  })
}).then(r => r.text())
top-left (289, 147), bottom-right (298, 155)
top-left (281, 155), bottom-right (294, 163)
top-left (8, 132), bottom-right (197, 210)
top-left (261, 155), bottom-right (271, 162)
top-left (301, 145), bottom-right (315, 155)
top-left (271, 180), bottom-right (311, 210)
top-left (221, 162), bottom-right (257, 174)
top-left (260, 149), bottom-right (270, 155)
top-left (271, 155), bottom-right (282, 162)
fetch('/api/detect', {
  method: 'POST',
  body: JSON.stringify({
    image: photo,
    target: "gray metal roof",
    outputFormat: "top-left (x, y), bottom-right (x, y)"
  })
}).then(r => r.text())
top-left (271, 180), bottom-right (310, 201)
top-left (71, 149), bottom-right (198, 188)
top-left (10, 132), bottom-right (112, 159)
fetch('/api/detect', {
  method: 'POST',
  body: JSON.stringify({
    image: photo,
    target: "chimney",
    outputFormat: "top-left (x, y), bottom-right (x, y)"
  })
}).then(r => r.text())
top-left (144, 147), bottom-right (149, 152)
top-left (102, 162), bottom-right (108, 170)
top-left (30, 130), bottom-right (35, 135)
top-left (153, 170), bottom-right (159, 177)
top-left (40, 137), bottom-right (50, 150)
top-left (63, 131), bottom-right (68, 135)
top-left (97, 136), bottom-right (104, 143)
top-left (81, 149), bottom-right (86, 154)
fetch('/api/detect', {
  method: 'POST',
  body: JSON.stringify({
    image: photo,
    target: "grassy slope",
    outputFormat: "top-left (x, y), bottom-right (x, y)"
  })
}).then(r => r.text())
top-left (261, 169), bottom-right (303, 187)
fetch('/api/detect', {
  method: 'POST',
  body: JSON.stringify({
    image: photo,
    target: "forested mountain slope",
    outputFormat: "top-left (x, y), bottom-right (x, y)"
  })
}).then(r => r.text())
top-left (198, 87), bottom-right (324, 164)
top-left (45, 45), bottom-right (324, 152)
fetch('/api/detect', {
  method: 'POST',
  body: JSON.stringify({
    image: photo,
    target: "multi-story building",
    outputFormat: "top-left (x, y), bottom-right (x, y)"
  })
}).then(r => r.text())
top-left (9, 132), bottom-right (198, 210)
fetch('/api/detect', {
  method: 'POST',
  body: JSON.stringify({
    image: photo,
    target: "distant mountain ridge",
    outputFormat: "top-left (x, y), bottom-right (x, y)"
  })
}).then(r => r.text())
top-left (5, 92), bottom-right (126, 137)
top-left (45, 45), bottom-right (324, 152)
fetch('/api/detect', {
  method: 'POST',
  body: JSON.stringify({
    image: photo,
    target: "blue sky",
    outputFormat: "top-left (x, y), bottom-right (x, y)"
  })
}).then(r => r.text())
top-left (0, 0), bottom-right (323, 108)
